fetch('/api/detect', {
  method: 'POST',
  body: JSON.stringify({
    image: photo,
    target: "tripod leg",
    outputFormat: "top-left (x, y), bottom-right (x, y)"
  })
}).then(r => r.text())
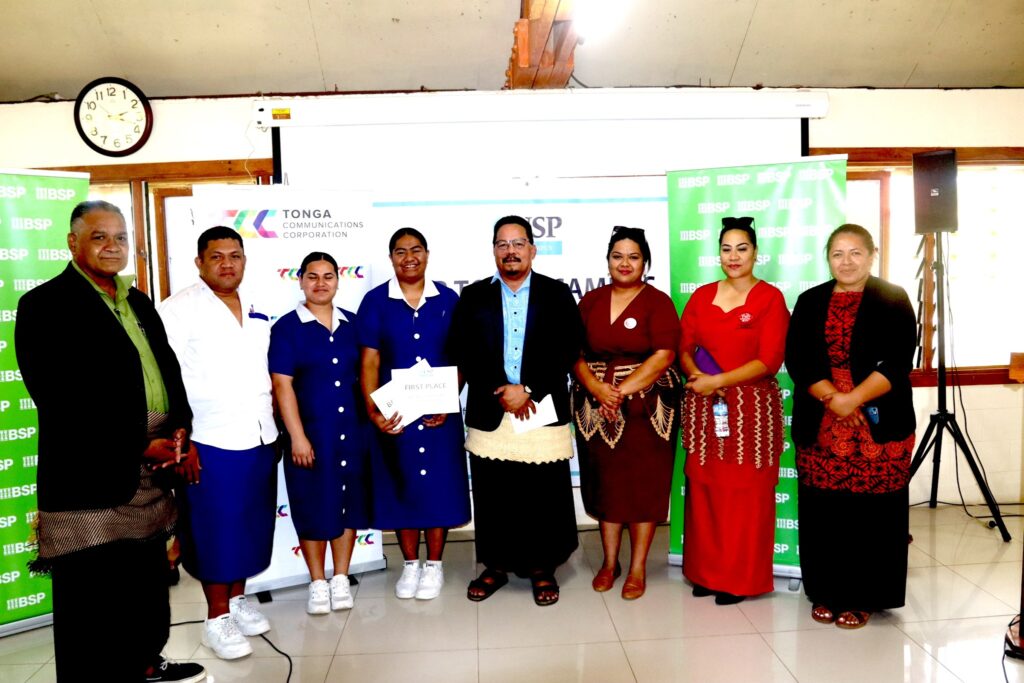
top-left (928, 418), bottom-right (944, 509)
top-left (909, 416), bottom-right (940, 478)
top-left (946, 418), bottom-right (1012, 542)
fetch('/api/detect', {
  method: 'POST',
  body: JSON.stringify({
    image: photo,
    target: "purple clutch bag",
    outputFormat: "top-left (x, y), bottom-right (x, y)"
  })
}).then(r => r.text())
top-left (694, 347), bottom-right (723, 374)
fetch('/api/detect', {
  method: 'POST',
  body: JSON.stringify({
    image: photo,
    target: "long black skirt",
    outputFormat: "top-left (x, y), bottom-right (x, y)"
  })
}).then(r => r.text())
top-left (469, 454), bottom-right (579, 575)
top-left (798, 483), bottom-right (909, 612)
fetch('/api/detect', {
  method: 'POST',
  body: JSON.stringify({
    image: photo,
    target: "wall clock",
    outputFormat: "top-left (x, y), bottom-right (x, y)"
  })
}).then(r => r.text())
top-left (74, 77), bottom-right (154, 157)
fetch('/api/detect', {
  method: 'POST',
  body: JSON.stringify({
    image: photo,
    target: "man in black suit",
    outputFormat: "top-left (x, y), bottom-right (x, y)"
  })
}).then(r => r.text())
top-left (448, 215), bottom-right (583, 606)
top-left (15, 200), bottom-right (204, 683)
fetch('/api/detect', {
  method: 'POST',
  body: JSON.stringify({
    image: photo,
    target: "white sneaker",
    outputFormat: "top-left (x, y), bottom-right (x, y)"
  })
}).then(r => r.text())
top-left (395, 561), bottom-right (421, 599)
top-left (229, 595), bottom-right (270, 636)
top-left (415, 562), bottom-right (444, 600)
top-left (201, 614), bottom-right (252, 660)
top-left (330, 574), bottom-right (354, 611)
top-left (307, 579), bottom-right (330, 615)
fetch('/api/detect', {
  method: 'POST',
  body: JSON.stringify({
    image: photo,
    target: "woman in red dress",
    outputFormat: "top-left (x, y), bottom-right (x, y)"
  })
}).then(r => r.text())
top-left (786, 224), bottom-right (916, 629)
top-left (572, 226), bottom-right (681, 600)
top-left (679, 217), bottom-right (789, 605)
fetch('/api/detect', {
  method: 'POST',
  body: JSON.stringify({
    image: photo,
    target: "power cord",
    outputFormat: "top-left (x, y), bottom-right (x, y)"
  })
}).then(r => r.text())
top-left (170, 619), bottom-right (294, 683)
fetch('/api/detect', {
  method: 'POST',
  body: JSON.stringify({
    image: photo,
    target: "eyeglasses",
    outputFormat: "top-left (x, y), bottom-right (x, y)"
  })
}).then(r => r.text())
top-left (493, 239), bottom-right (530, 252)
top-left (612, 225), bottom-right (645, 234)
top-left (722, 216), bottom-right (755, 229)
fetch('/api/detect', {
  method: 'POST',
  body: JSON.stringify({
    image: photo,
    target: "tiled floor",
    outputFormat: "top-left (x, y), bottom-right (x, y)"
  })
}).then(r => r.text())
top-left (2, 504), bottom-right (1024, 682)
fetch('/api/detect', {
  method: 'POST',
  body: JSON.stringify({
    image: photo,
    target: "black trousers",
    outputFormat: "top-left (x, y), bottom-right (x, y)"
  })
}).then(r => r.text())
top-left (50, 536), bottom-right (170, 682)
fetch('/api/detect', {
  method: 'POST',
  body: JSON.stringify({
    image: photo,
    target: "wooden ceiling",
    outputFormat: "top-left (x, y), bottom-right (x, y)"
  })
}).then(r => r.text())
top-left (1, 1), bottom-right (1022, 103)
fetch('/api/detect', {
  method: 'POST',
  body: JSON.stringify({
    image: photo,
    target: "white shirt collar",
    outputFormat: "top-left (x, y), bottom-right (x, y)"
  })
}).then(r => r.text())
top-left (296, 303), bottom-right (347, 332)
top-left (387, 277), bottom-right (439, 310)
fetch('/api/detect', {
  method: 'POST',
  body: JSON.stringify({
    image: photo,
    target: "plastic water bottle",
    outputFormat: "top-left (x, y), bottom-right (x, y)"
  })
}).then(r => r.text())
top-left (713, 397), bottom-right (730, 438)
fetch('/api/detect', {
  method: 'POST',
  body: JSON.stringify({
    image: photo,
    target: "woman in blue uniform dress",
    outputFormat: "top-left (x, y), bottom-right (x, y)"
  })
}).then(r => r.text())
top-left (269, 251), bottom-right (369, 615)
top-left (358, 227), bottom-right (471, 601)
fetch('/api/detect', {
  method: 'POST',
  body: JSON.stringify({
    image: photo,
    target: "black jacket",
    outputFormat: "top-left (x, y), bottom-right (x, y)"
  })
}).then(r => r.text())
top-left (447, 271), bottom-right (583, 431)
top-left (15, 264), bottom-right (192, 512)
top-left (785, 275), bottom-right (916, 447)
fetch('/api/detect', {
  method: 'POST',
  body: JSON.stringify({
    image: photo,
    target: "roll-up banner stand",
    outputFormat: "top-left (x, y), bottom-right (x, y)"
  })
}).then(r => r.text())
top-left (0, 169), bottom-right (90, 636)
top-left (666, 156), bottom-right (847, 578)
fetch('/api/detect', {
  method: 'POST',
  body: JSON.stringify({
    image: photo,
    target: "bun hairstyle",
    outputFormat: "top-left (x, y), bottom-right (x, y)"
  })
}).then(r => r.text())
top-left (607, 225), bottom-right (652, 268)
top-left (719, 216), bottom-right (757, 248)
top-left (826, 223), bottom-right (876, 253)
top-left (297, 251), bottom-right (339, 277)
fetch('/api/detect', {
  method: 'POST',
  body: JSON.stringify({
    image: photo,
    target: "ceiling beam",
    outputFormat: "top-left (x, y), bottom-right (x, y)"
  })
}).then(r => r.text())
top-left (505, 0), bottom-right (579, 89)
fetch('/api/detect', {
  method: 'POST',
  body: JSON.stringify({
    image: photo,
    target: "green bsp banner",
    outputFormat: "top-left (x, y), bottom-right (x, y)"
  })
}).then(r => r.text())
top-left (0, 169), bottom-right (89, 633)
top-left (666, 156), bottom-right (846, 577)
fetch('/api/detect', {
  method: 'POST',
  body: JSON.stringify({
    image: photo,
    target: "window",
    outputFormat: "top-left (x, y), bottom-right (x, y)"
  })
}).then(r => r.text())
top-left (814, 148), bottom-right (1024, 382)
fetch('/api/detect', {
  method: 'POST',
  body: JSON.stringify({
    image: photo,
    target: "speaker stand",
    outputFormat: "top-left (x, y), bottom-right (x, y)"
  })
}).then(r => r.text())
top-left (907, 236), bottom-right (1010, 542)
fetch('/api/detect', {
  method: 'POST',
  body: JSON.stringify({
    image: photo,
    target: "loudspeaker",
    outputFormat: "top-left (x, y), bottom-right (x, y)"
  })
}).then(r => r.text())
top-left (913, 149), bottom-right (958, 234)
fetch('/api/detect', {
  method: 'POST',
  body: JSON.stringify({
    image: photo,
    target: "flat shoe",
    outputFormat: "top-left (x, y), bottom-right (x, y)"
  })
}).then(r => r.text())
top-left (592, 563), bottom-right (622, 592)
top-left (835, 610), bottom-right (870, 629)
top-left (467, 569), bottom-right (508, 602)
top-left (691, 582), bottom-right (714, 598)
top-left (811, 604), bottom-right (835, 624)
top-left (714, 591), bottom-right (745, 605)
top-left (621, 575), bottom-right (646, 600)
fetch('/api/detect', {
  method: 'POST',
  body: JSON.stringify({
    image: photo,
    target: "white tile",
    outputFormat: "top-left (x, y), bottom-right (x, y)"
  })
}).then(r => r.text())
top-left (246, 599), bottom-right (348, 657)
top-left (737, 582), bottom-right (835, 633)
top-left (949, 560), bottom-right (1023, 609)
top-left (764, 623), bottom-right (961, 683)
top-left (326, 650), bottom-right (478, 683)
top-left (192, 655), bottom-right (331, 683)
top-left (0, 664), bottom-right (47, 683)
top-left (604, 583), bottom-right (757, 641)
top-left (22, 664), bottom-right (54, 683)
top-left (0, 629), bottom-right (53, 666)
top-left (336, 595), bottom-right (478, 655)
top-left (909, 521), bottom-right (1024, 565)
top-left (477, 584), bottom-right (618, 649)
top-left (888, 565), bottom-right (1016, 623)
top-left (898, 615), bottom-right (1024, 683)
top-left (624, 634), bottom-right (796, 683)
top-left (480, 642), bottom-right (634, 683)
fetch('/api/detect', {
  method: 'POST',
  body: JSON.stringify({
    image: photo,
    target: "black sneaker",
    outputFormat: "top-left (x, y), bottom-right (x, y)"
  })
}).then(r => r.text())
top-left (145, 656), bottom-right (206, 683)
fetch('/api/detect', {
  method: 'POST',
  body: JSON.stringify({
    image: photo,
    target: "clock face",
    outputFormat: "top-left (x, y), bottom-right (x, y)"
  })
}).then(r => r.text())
top-left (74, 77), bottom-right (153, 157)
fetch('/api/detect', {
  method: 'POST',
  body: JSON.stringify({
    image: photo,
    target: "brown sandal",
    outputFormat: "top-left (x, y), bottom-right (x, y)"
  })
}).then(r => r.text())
top-left (835, 610), bottom-right (870, 629)
top-left (811, 604), bottom-right (835, 624)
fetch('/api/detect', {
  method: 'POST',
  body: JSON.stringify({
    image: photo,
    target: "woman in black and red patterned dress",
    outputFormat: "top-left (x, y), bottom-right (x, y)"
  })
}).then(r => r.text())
top-left (786, 224), bottom-right (917, 630)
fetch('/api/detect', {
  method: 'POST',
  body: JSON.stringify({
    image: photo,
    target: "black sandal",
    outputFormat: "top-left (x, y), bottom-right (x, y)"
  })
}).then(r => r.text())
top-left (530, 572), bottom-right (560, 607)
top-left (467, 568), bottom-right (508, 602)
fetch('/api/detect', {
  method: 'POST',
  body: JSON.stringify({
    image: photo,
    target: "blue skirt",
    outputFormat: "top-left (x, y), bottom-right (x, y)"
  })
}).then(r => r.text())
top-left (178, 442), bottom-right (277, 583)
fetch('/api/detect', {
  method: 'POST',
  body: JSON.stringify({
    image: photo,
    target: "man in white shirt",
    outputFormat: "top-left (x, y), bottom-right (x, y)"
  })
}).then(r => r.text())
top-left (159, 226), bottom-right (279, 660)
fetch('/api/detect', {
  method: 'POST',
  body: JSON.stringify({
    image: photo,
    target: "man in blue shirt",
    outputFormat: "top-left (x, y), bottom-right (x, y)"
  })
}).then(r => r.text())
top-left (448, 215), bottom-right (583, 606)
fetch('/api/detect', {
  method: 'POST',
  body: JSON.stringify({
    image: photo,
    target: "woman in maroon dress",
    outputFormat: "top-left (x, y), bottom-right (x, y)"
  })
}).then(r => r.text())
top-left (572, 226), bottom-right (681, 600)
top-left (786, 224), bottom-right (916, 629)
top-left (679, 217), bottom-right (789, 605)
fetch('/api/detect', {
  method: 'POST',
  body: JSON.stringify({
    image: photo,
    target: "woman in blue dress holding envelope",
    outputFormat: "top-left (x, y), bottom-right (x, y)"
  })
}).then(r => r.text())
top-left (358, 227), bottom-right (470, 601)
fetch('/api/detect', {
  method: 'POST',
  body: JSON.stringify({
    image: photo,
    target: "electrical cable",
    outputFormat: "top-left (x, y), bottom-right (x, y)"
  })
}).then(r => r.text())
top-left (939, 232), bottom-right (1001, 528)
top-left (570, 72), bottom-right (591, 88)
top-left (170, 618), bottom-right (294, 683)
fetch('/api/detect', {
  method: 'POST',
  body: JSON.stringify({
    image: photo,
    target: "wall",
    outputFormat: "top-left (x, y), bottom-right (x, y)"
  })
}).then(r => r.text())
top-left (2, 86), bottom-right (1022, 506)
